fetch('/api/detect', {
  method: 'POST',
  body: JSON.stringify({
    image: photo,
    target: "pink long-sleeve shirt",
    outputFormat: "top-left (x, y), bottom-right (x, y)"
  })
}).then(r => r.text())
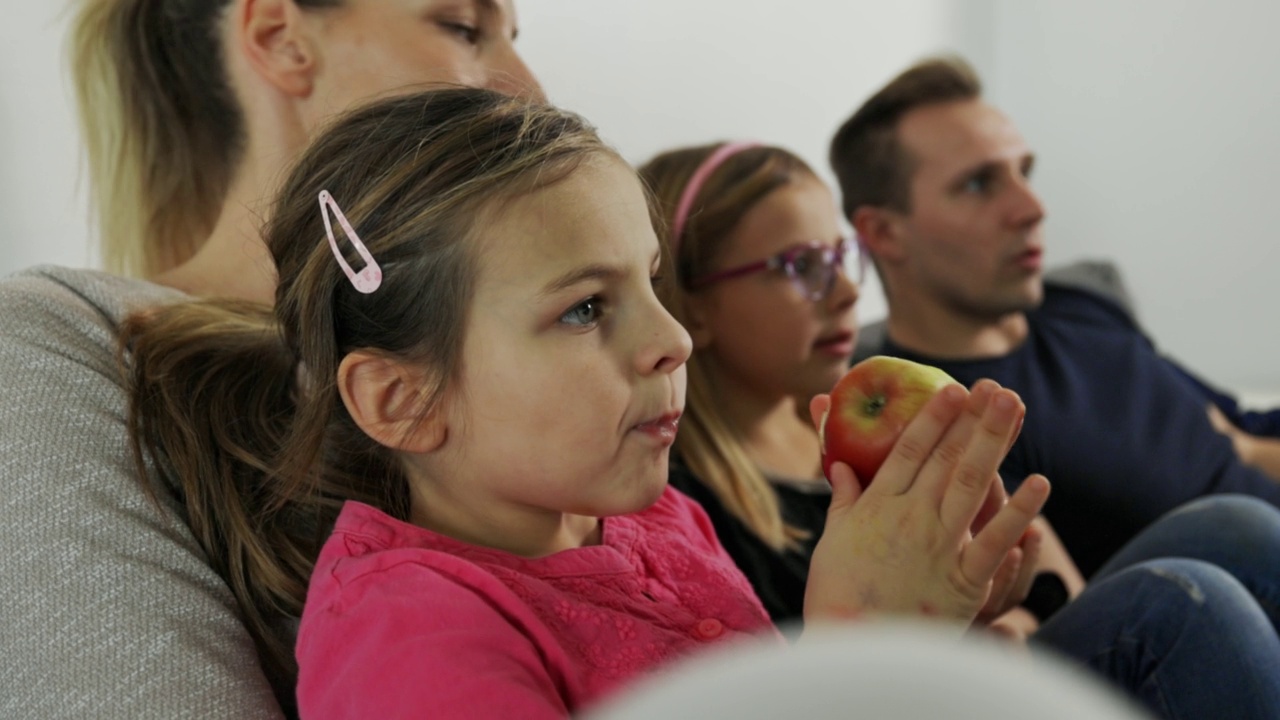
top-left (295, 487), bottom-right (779, 719)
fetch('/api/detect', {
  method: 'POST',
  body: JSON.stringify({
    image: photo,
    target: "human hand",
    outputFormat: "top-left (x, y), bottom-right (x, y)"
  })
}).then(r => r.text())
top-left (973, 515), bottom-right (1042, 626)
top-left (802, 382), bottom-right (1050, 630)
top-left (1208, 404), bottom-right (1244, 448)
top-left (980, 606), bottom-right (1040, 646)
top-left (965, 398), bottom-right (1042, 626)
top-left (1206, 403), bottom-right (1280, 482)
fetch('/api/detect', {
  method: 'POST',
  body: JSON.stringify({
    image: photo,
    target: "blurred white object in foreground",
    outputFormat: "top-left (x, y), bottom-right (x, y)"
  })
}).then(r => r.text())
top-left (587, 622), bottom-right (1151, 720)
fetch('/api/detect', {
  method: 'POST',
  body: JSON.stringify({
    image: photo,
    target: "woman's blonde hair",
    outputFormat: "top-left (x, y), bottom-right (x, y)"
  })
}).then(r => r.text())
top-left (70, 0), bottom-right (340, 277)
top-left (122, 87), bottom-right (611, 711)
top-left (639, 142), bottom-right (816, 551)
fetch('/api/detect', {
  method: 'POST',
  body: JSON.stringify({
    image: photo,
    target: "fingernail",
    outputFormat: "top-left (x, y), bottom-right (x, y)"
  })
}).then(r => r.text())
top-left (993, 393), bottom-right (1017, 411)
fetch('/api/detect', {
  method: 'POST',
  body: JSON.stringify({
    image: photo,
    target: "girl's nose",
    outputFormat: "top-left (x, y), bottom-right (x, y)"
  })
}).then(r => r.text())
top-left (637, 301), bottom-right (693, 377)
top-left (825, 253), bottom-right (861, 315)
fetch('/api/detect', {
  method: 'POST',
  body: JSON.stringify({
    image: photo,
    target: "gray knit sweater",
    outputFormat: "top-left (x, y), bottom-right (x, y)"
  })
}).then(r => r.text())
top-left (0, 266), bottom-right (283, 719)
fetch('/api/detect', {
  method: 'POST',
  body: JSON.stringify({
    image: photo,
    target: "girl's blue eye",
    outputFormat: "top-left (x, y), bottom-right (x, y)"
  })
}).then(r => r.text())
top-left (441, 21), bottom-right (480, 44)
top-left (560, 297), bottom-right (602, 326)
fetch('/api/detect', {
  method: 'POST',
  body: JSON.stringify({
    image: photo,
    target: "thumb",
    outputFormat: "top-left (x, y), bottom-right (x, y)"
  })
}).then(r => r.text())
top-left (1207, 404), bottom-right (1233, 435)
top-left (826, 460), bottom-right (863, 513)
top-left (809, 393), bottom-right (832, 431)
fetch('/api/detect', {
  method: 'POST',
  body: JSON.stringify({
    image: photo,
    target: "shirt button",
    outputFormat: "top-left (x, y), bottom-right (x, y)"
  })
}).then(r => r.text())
top-left (694, 618), bottom-right (725, 640)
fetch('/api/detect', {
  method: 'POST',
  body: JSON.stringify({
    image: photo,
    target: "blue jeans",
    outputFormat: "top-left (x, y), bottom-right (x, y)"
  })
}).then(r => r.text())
top-left (1032, 495), bottom-right (1280, 720)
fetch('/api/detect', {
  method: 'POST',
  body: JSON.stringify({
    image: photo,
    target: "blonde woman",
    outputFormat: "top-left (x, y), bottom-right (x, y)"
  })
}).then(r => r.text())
top-left (0, 1), bottom-right (536, 717)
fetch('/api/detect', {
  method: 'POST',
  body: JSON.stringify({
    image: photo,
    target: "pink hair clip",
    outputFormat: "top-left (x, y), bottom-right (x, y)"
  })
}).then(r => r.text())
top-left (318, 190), bottom-right (382, 294)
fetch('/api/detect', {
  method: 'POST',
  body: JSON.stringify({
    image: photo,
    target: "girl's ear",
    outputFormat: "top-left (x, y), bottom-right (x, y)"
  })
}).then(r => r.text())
top-left (679, 295), bottom-right (714, 350)
top-left (337, 351), bottom-right (447, 454)
top-left (236, 0), bottom-right (318, 98)
top-left (851, 206), bottom-right (907, 264)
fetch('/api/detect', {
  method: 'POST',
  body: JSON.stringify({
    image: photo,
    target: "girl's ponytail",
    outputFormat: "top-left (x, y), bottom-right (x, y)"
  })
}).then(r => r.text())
top-left (121, 300), bottom-right (320, 710)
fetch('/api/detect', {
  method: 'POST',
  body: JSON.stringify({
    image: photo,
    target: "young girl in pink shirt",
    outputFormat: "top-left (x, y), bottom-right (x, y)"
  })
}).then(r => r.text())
top-left (120, 87), bottom-right (1048, 718)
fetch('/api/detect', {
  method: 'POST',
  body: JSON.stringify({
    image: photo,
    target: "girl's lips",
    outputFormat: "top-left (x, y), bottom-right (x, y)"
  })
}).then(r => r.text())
top-left (814, 330), bottom-right (856, 357)
top-left (634, 412), bottom-right (681, 446)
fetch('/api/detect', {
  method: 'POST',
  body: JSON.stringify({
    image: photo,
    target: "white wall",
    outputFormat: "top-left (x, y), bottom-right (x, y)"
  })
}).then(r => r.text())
top-left (2, 1), bottom-right (1277, 395)
top-left (986, 0), bottom-right (1280, 396)
top-left (1, 0), bottom-right (975, 324)
top-left (517, 0), bottom-right (998, 326)
top-left (0, 3), bottom-right (95, 273)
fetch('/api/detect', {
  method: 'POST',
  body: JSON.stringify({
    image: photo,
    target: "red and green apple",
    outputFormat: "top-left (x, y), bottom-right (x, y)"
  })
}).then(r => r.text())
top-left (820, 355), bottom-right (959, 486)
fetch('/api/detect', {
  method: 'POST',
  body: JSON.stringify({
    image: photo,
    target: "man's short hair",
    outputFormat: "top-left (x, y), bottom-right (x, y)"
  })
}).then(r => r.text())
top-left (829, 56), bottom-right (982, 219)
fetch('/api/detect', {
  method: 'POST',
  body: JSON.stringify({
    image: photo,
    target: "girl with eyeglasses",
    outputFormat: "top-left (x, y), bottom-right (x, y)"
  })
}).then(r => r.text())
top-left (640, 142), bottom-right (873, 624)
top-left (640, 140), bottom-right (1280, 720)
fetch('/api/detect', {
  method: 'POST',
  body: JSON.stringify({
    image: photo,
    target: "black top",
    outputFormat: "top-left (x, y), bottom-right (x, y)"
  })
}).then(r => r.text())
top-left (880, 283), bottom-right (1280, 577)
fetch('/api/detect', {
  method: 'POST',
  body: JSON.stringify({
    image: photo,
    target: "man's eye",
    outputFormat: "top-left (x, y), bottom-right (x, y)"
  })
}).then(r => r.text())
top-left (560, 297), bottom-right (602, 327)
top-left (962, 175), bottom-right (990, 194)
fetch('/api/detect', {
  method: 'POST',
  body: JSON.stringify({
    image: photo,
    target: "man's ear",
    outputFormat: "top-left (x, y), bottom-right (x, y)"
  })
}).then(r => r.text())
top-left (337, 351), bottom-right (447, 454)
top-left (235, 0), bottom-right (317, 98)
top-left (851, 205), bottom-right (907, 264)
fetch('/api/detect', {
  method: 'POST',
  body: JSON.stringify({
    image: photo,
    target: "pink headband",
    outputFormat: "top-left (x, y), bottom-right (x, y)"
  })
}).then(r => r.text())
top-left (669, 141), bottom-right (762, 258)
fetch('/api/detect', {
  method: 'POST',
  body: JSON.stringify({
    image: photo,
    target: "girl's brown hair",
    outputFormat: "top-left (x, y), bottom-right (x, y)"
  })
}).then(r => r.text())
top-left (121, 87), bottom-right (610, 710)
top-left (639, 142), bottom-right (816, 551)
top-left (70, 0), bottom-right (342, 277)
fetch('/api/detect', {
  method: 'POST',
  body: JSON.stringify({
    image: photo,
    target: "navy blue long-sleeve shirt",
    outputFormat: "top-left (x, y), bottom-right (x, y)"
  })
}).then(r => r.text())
top-left (880, 283), bottom-right (1280, 577)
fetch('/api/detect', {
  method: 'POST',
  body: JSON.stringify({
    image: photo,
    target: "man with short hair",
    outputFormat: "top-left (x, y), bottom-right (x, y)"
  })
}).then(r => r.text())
top-left (830, 55), bottom-right (1280, 576)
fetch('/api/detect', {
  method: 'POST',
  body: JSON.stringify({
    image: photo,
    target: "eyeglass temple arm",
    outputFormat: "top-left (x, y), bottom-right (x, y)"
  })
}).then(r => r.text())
top-left (686, 258), bottom-right (777, 289)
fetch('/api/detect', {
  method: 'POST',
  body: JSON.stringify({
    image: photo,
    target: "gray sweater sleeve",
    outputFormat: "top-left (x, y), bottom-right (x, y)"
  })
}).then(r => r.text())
top-left (0, 266), bottom-right (284, 719)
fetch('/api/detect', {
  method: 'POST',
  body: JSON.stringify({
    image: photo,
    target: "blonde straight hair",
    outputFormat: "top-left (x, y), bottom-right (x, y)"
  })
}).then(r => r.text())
top-left (639, 143), bottom-right (816, 551)
top-left (69, 0), bottom-right (339, 277)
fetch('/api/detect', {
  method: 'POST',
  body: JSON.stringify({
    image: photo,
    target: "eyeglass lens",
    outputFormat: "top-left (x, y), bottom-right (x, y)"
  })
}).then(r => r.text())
top-left (791, 248), bottom-right (833, 297)
top-left (788, 242), bottom-right (863, 299)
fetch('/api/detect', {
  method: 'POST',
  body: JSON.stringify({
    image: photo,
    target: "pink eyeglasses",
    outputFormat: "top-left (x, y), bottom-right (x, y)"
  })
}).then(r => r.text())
top-left (687, 237), bottom-right (865, 302)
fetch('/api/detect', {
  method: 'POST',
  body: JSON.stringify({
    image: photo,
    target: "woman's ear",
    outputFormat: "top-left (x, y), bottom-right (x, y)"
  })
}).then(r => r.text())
top-left (235, 0), bottom-right (318, 98)
top-left (337, 351), bottom-right (447, 454)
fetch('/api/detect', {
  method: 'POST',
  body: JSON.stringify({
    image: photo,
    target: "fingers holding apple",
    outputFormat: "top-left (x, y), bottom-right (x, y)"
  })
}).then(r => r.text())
top-left (819, 356), bottom-right (962, 488)
top-left (974, 543), bottom-right (1024, 626)
top-left (960, 472), bottom-right (1051, 600)
top-left (975, 524), bottom-right (1042, 625)
top-left (803, 358), bottom-right (1052, 627)
top-left (809, 395), bottom-right (867, 511)
top-left (935, 387), bottom-right (1027, 537)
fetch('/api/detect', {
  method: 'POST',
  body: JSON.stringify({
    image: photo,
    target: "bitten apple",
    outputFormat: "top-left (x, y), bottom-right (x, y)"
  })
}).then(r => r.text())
top-left (820, 355), bottom-right (959, 486)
